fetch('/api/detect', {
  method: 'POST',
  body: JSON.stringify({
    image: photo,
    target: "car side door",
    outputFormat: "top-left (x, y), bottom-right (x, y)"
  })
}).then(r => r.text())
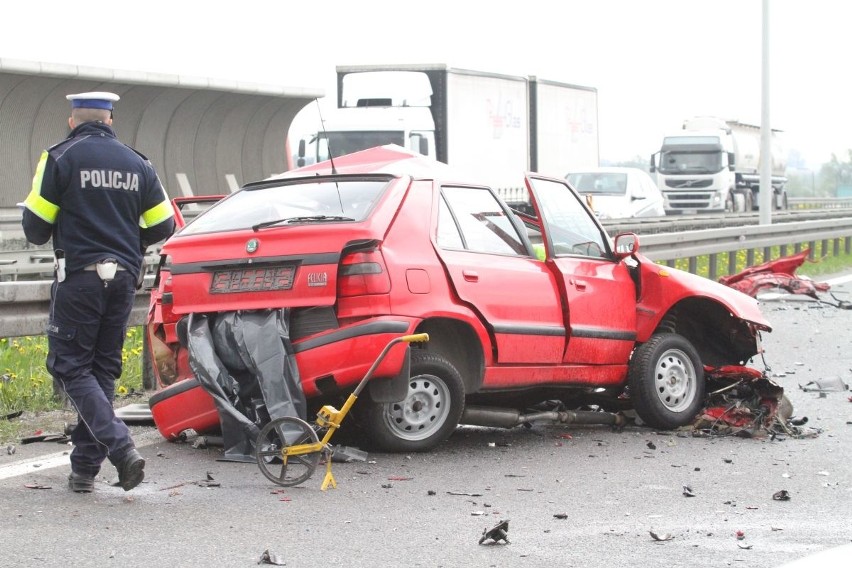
top-left (525, 175), bottom-right (638, 365)
top-left (435, 184), bottom-right (566, 365)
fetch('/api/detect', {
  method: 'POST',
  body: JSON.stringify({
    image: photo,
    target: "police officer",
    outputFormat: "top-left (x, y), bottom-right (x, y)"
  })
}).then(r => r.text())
top-left (21, 91), bottom-right (176, 493)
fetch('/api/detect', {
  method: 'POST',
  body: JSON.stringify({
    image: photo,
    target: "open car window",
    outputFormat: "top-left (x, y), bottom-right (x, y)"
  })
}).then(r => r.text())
top-left (525, 176), bottom-right (610, 259)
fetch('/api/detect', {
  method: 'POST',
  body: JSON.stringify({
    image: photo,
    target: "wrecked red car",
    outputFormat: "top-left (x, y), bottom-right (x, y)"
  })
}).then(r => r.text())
top-left (145, 145), bottom-right (772, 453)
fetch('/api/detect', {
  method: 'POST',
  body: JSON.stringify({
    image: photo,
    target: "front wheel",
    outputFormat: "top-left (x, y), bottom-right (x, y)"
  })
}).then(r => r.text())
top-left (361, 351), bottom-right (465, 452)
top-left (628, 333), bottom-right (704, 429)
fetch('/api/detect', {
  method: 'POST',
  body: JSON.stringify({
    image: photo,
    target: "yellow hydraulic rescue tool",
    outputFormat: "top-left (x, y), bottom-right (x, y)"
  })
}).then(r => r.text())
top-left (255, 333), bottom-right (430, 490)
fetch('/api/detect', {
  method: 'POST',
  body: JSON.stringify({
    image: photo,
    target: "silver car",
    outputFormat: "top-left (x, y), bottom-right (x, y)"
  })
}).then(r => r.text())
top-left (566, 167), bottom-right (666, 219)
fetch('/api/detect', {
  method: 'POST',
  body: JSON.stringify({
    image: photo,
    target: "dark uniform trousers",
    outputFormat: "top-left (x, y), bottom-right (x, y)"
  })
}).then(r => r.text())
top-left (47, 269), bottom-right (136, 476)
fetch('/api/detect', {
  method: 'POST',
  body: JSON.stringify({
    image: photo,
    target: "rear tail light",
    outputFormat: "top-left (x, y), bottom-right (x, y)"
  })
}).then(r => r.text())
top-left (338, 248), bottom-right (390, 297)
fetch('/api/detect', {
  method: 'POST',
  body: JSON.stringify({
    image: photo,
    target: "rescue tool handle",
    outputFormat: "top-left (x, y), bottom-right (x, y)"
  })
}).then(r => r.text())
top-left (401, 333), bottom-right (429, 344)
top-left (352, 333), bottom-right (430, 398)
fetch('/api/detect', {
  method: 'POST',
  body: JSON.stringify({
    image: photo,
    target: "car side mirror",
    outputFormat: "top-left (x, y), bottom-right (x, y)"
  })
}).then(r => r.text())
top-left (297, 139), bottom-right (307, 168)
top-left (614, 233), bottom-right (639, 258)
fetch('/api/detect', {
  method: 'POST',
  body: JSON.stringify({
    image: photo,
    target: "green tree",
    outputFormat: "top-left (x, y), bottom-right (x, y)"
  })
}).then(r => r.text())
top-left (818, 150), bottom-right (852, 197)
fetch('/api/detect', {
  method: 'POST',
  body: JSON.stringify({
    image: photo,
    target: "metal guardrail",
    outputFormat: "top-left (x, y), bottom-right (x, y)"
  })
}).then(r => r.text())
top-left (0, 276), bottom-right (155, 338)
top-left (2, 216), bottom-right (851, 339)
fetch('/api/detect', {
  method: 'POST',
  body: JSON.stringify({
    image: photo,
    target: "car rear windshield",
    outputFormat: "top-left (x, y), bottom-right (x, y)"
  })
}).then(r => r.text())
top-left (179, 178), bottom-right (390, 235)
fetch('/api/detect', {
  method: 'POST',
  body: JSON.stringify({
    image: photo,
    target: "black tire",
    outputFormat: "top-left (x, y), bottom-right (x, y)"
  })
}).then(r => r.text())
top-left (628, 333), bottom-right (704, 429)
top-left (361, 351), bottom-right (464, 452)
top-left (745, 190), bottom-right (754, 212)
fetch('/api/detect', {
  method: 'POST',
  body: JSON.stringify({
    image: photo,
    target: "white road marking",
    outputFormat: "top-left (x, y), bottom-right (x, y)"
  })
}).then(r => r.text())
top-left (0, 429), bottom-right (163, 481)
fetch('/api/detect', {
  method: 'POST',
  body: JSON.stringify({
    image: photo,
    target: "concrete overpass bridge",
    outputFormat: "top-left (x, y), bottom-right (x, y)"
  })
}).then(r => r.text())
top-left (0, 58), bottom-right (323, 213)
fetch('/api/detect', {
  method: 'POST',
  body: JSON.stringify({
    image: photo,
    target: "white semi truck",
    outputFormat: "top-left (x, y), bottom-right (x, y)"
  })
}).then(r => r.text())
top-left (650, 117), bottom-right (788, 214)
top-left (298, 64), bottom-right (599, 194)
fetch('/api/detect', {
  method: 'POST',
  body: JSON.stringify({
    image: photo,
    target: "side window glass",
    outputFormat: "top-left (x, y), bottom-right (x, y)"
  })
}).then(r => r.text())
top-left (442, 186), bottom-right (527, 256)
top-left (437, 196), bottom-right (464, 249)
top-left (528, 177), bottom-right (608, 259)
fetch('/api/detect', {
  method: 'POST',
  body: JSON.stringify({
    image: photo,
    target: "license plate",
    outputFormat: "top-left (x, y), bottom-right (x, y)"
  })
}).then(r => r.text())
top-left (210, 266), bottom-right (296, 294)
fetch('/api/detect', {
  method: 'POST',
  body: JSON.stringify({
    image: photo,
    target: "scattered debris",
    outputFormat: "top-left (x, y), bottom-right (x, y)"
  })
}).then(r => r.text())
top-left (772, 490), bottom-right (791, 501)
top-left (479, 520), bottom-right (510, 545)
top-left (196, 472), bottom-right (220, 488)
top-left (646, 441), bottom-right (656, 450)
top-left (427, 490), bottom-right (436, 496)
top-left (719, 250), bottom-right (830, 300)
top-left (736, 530), bottom-right (745, 540)
top-left (553, 513), bottom-right (568, 520)
top-left (2, 410), bottom-right (23, 420)
top-left (330, 446), bottom-right (368, 463)
top-left (691, 365), bottom-right (819, 439)
top-left (24, 483), bottom-right (51, 490)
top-left (6, 444), bottom-right (14, 455)
top-left (20, 432), bottom-right (68, 444)
top-left (649, 530), bottom-right (674, 542)
top-left (799, 376), bottom-right (849, 393)
top-left (447, 491), bottom-right (483, 497)
top-left (682, 485), bottom-right (696, 497)
top-left (387, 476), bottom-right (413, 481)
top-left (737, 542), bottom-right (753, 550)
top-left (257, 549), bottom-right (286, 566)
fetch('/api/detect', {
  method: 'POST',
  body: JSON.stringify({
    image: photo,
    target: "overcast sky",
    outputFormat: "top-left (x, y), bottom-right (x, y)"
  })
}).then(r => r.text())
top-left (2, 0), bottom-right (848, 168)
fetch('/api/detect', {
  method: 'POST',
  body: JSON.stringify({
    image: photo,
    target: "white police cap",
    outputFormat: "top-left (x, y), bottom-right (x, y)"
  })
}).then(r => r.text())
top-left (66, 91), bottom-right (120, 110)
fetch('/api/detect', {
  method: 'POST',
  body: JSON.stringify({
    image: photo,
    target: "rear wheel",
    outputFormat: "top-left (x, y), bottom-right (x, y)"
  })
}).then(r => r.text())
top-left (628, 333), bottom-right (704, 429)
top-left (362, 351), bottom-right (464, 452)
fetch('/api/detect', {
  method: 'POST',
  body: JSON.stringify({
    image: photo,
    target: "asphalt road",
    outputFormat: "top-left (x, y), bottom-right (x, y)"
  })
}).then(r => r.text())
top-left (1, 275), bottom-right (850, 568)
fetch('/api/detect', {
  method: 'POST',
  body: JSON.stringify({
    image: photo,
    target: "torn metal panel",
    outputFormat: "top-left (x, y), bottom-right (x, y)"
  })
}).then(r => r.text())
top-left (692, 365), bottom-right (795, 438)
top-left (719, 249), bottom-right (830, 299)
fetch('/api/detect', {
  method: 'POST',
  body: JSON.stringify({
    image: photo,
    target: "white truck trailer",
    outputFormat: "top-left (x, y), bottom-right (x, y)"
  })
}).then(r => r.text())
top-left (649, 117), bottom-right (787, 214)
top-left (299, 64), bottom-right (599, 194)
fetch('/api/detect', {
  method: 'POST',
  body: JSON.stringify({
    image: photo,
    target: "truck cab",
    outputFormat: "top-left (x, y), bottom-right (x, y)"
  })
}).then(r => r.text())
top-left (300, 70), bottom-right (437, 166)
top-left (650, 117), bottom-right (787, 214)
top-left (651, 129), bottom-right (740, 213)
top-left (306, 105), bottom-right (436, 164)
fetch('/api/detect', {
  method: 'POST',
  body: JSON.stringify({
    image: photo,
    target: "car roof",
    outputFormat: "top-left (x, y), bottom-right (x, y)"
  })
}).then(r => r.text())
top-left (269, 144), bottom-right (468, 182)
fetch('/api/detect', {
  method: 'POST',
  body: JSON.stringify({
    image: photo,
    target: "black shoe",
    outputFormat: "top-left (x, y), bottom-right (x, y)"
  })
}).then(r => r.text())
top-left (68, 472), bottom-right (95, 493)
top-left (115, 449), bottom-right (145, 491)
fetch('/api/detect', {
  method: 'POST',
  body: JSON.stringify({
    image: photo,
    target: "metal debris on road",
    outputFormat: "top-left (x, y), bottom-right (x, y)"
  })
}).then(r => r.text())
top-left (257, 549), bottom-right (286, 566)
top-left (772, 490), bottom-right (791, 501)
top-left (649, 530), bottom-right (673, 541)
top-left (799, 376), bottom-right (849, 393)
top-left (479, 519), bottom-right (510, 545)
